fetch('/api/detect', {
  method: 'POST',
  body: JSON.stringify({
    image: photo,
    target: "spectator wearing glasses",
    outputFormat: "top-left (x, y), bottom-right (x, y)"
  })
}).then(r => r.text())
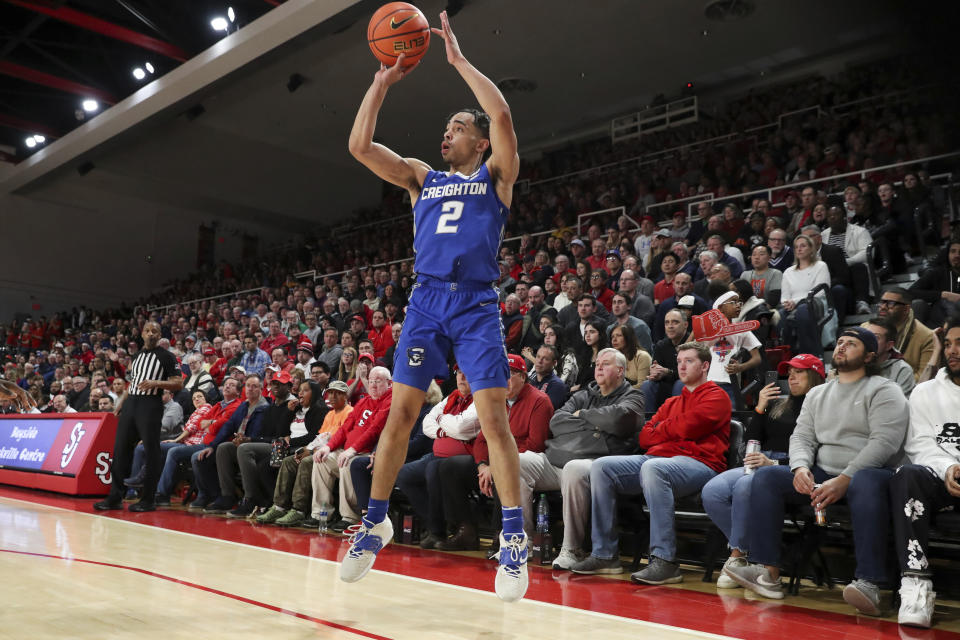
top-left (588, 270), bottom-right (615, 312)
top-left (872, 288), bottom-right (936, 382)
top-left (767, 229), bottom-right (794, 272)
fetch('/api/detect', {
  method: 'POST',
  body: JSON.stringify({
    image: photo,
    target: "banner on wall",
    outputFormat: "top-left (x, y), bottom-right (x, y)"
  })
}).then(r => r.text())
top-left (0, 413), bottom-right (117, 496)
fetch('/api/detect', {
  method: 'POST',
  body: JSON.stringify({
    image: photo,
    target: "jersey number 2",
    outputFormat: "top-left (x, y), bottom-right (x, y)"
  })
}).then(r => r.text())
top-left (436, 200), bottom-right (463, 234)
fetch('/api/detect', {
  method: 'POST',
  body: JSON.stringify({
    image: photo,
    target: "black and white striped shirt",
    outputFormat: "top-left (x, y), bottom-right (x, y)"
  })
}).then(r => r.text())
top-left (128, 347), bottom-right (180, 396)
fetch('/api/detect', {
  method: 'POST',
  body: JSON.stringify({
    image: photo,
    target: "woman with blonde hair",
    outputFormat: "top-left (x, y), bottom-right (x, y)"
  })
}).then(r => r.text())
top-left (337, 347), bottom-right (358, 382)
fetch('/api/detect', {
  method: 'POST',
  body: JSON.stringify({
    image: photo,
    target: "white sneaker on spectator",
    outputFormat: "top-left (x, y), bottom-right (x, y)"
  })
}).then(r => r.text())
top-left (495, 532), bottom-right (529, 603)
top-left (551, 548), bottom-right (586, 571)
top-left (339, 516), bottom-right (393, 584)
top-left (898, 576), bottom-right (935, 628)
top-left (717, 556), bottom-right (746, 589)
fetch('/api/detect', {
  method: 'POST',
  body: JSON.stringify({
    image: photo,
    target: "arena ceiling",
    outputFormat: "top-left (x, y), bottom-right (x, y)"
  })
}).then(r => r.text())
top-left (0, 0), bottom-right (921, 229)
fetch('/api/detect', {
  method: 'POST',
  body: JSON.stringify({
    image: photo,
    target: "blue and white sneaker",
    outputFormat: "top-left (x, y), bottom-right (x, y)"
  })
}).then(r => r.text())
top-left (495, 532), bottom-right (529, 602)
top-left (339, 516), bottom-right (393, 583)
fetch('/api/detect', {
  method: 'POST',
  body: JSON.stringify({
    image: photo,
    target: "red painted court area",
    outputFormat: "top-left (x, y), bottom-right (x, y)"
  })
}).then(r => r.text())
top-left (2, 484), bottom-right (957, 640)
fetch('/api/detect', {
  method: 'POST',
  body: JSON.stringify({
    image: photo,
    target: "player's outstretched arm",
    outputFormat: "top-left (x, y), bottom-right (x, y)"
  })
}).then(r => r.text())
top-left (348, 54), bottom-right (431, 194)
top-left (432, 11), bottom-right (519, 191)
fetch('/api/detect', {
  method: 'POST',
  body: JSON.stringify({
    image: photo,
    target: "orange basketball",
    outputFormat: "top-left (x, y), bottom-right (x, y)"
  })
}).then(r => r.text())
top-left (367, 2), bottom-right (430, 69)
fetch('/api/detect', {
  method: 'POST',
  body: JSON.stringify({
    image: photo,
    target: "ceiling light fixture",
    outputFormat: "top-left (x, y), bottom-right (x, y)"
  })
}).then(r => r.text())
top-left (25, 137), bottom-right (36, 148)
top-left (132, 67), bottom-right (146, 80)
top-left (145, 62), bottom-right (155, 74)
top-left (210, 16), bottom-right (228, 32)
top-left (227, 7), bottom-right (236, 23)
top-left (82, 99), bottom-right (99, 113)
top-left (33, 135), bottom-right (45, 143)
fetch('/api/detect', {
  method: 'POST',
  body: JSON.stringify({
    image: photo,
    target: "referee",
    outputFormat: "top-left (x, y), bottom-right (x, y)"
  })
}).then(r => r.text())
top-left (95, 321), bottom-right (182, 512)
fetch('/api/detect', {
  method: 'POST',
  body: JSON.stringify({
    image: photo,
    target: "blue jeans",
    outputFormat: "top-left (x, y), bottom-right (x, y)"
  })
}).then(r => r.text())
top-left (156, 443), bottom-right (205, 497)
top-left (701, 467), bottom-right (757, 553)
top-left (130, 441), bottom-right (180, 480)
top-left (747, 464), bottom-right (893, 583)
top-left (590, 455), bottom-right (716, 561)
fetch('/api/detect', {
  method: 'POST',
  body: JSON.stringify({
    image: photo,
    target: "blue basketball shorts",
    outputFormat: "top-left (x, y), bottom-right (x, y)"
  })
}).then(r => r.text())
top-left (392, 276), bottom-right (509, 393)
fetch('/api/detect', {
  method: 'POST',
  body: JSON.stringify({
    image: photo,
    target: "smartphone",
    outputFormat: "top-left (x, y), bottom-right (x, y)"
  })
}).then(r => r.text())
top-left (764, 371), bottom-right (778, 387)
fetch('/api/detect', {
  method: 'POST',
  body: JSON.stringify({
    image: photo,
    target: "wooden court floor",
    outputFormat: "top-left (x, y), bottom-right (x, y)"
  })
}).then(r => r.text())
top-left (2, 485), bottom-right (960, 640)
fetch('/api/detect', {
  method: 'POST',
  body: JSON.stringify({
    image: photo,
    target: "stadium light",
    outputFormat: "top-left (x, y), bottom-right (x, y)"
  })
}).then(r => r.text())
top-left (132, 67), bottom-right (146, 80)
top-left (25, 137), bottom-right (36, 148)
top-left (227, 7), bottom-right (235, 23)
top-left (210, 16), bottom-right (228, 32)
top-left (145, 62), bottom-right (155, 74)
top-left (82, 99), bottom-right (99, 113)
top-left (33, 135), bottom-right (45, 143)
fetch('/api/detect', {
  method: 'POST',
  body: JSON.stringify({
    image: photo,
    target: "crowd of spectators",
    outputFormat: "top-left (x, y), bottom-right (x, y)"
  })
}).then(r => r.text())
top-left (0, 54), bottom-right (959, 629)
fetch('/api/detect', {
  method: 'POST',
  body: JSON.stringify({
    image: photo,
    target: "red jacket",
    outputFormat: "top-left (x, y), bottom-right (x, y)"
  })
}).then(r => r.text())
top-left (367, 325), bottom-right (394, 359)
top-left (591, 287), bottom-right (615, 312)
top-left (637, 380), bottom-right (730, 473)
top-left (474, 383), bottom-right (553, 465)
top-left (586, 254), bottom-right (607, 272)
top-left (427, 391), bottom-right (476, 458)
top-left (202, 397), bottom-right (242, 445)
top-left (327, 388), bottom-right (393, 453)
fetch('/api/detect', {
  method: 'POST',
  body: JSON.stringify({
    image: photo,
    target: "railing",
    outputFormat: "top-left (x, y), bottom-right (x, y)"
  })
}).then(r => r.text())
top-left (647, 150), bottom-right (960, 221)
top-left (611, 96), bottom-right (698, 144)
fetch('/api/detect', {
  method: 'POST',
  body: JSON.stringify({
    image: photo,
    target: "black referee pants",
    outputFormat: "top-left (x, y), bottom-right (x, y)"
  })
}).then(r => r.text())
top-left (109, 395), bottom-right (163, 502)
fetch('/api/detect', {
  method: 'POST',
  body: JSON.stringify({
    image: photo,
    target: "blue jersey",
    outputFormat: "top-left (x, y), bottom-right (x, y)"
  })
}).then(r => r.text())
top-left (412, 163), bottom-right (508, 283)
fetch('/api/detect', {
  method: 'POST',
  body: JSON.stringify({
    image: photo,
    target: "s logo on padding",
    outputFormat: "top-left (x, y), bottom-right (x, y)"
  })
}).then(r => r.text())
top-left (407, 347), bottom-right (425, 367)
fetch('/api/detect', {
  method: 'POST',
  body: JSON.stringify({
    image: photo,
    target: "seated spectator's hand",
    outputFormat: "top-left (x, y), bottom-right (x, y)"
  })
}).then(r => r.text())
top-left (200, 419), bottom-right (212, 429)
top-left (314, 446), bottom-right (331, 463)
top-left (744, 451), bottom-right (775, 470)
top-left (811, 474), bottom-right (850, 509)
top-left (521, 347), bottom-right (534, 361)
top-left (338, 447), bottom-right (356, 468)
top-left (792, 466), bottom-right (815, 495)
top-left (648, 362), bottom-right (668, 380)
top-left (945, 464), bottom-right (960, 498)
top-left (287, 397), bottom-right (299, 412)
top-left (725, 360), bottom-right (742, 375)
top-left (294, 447), bottom-right (308, 463)
top-left (755, 383), bottom-right (780, 413)
top-left (477, 463), bottom-right (494, 498)
top-left (782, 300), bottom-right (797, 312)
top-left (197, 447), bottom-right (214, 460)
top-left (943, 292), bottom-right (960, 304)
top-left (366, 452), bottom-right (376, 469)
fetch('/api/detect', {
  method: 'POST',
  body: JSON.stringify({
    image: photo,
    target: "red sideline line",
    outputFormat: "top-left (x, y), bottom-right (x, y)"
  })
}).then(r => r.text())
top-left (0, 548), bottom-right (391, 640)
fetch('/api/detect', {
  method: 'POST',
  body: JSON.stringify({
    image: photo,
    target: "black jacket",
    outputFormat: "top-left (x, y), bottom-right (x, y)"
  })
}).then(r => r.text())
top-left (818, 243), bottom-right (851, 288)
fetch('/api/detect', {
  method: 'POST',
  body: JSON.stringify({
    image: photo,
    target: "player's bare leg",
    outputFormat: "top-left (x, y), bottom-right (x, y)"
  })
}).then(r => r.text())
top-left (473, 386), bottom-right (529, 602)
top-left (339, 382), bottom-right (424, 584)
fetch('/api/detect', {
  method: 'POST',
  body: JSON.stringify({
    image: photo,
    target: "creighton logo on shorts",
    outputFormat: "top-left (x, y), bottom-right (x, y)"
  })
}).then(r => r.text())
top-left (407, 347), bottom-right (425, 367)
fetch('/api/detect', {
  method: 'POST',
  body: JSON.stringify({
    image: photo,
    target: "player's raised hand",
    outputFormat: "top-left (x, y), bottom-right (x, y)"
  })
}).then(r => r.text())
top-left (374, 53), bottom-right (418, 86)
top-left (431, 10), bottom-right (464, 65)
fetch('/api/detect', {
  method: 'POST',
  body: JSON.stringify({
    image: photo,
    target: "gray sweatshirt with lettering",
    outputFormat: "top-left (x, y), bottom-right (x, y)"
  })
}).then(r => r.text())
top-left (789, 375), bottom-right (908, 477)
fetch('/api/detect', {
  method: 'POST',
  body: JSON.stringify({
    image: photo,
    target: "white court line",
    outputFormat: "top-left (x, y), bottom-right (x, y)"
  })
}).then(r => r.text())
top-left (0, 495), bottom-right (737, 640)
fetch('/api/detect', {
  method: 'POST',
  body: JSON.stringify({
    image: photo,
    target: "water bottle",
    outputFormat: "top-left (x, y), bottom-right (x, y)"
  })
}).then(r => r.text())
top-left (318, 503), bottom-right (330, 534)
top-left (536, 493), bottom-right (552, 564)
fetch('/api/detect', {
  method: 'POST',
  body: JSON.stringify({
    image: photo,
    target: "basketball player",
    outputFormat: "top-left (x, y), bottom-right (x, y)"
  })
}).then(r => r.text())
top-left (94, 321), bottom-right (182, 512)
top-left (340, 12), bottom-right (527, 601)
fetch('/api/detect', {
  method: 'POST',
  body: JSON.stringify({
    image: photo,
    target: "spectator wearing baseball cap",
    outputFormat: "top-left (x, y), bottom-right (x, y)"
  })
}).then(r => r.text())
top-left (434, 353), bottom-right (554, 551)
top-left (347, 352), bottom-right (376, 404)
top-left (725, 326), bottom-right (909, 610)
top-left (604, 250), bottom-right (624, 291)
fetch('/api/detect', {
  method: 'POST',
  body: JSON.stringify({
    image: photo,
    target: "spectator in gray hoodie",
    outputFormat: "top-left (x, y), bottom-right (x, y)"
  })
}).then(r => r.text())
top-left (724, 327), bottom-right (908, 616)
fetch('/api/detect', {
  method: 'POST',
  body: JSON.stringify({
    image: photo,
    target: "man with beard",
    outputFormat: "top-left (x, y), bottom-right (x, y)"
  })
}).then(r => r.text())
top-left (725, 327), bottom-right (908, 615)
top-left (94, 322), bottom-right (182, 512)
top-left (889, 317), bottom-right (960, 628)
top-left (652, 272), bottom-right (709, 342)
top-left (871, 287), bottom-right (936, 381)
